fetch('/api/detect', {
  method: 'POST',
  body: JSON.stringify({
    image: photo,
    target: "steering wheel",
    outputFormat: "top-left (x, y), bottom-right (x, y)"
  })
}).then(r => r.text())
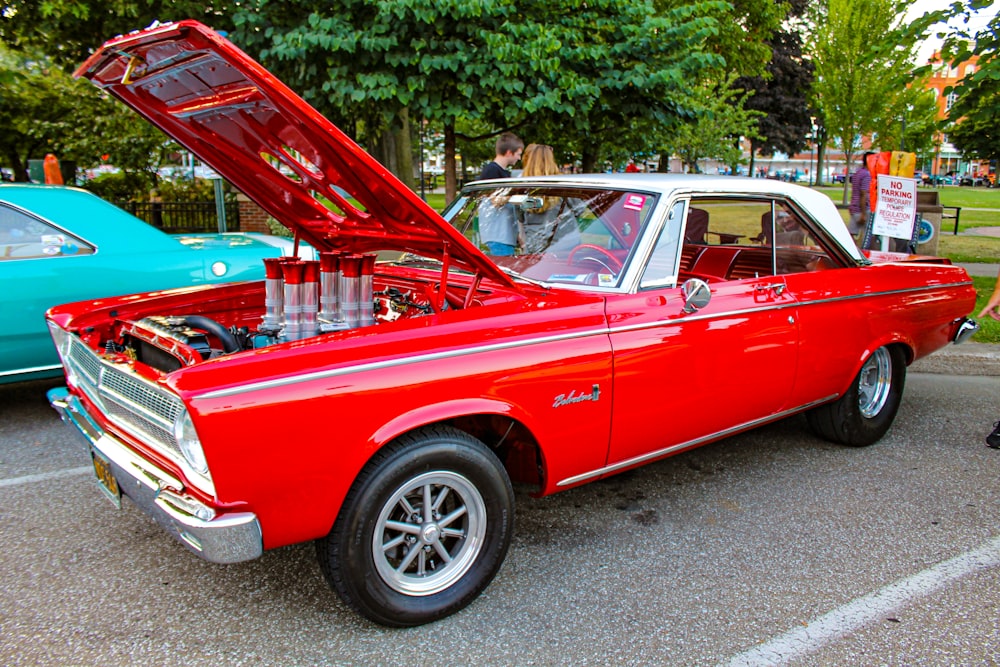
top-left (568, 244), bottom-right (623, 274)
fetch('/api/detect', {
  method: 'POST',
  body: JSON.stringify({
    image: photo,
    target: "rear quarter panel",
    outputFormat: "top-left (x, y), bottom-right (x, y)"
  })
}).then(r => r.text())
top-left (783, 262), bottom-right (975, 407)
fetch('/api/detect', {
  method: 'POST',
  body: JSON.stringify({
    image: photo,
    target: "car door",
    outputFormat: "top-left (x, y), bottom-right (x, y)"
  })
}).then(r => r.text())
top-left (605, 197), bottom-right (800, 468)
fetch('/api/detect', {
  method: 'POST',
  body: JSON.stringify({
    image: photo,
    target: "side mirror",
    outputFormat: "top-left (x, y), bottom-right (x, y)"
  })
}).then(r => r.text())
top-left (681, 278), bottom-right (711, 313)
top-left (518, 196), bottom-right (545, 211)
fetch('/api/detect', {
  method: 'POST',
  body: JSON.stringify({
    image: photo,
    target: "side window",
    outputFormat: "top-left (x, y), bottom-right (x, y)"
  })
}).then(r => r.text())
top-left (640, 200), bottom-right (685, 288)
top-left (0, 205), bottom-right (94, 260)
top-left (678, 197), bottom-right (837, 281)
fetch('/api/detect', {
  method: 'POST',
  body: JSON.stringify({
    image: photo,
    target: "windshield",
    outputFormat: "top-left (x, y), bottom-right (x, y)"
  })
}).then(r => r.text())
top-left (441, 185), bottom-right (659, 288)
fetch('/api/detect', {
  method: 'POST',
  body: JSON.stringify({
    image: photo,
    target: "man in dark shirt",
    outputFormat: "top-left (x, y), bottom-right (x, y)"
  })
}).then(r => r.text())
top-left (477, 133), bottom-right (523, 255)
top-left (479, 132), bottom-right (523, 180)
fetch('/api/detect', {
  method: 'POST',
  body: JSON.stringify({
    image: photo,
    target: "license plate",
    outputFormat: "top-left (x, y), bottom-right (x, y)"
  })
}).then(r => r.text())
top-left (91, 448), bottom-right (122, 508)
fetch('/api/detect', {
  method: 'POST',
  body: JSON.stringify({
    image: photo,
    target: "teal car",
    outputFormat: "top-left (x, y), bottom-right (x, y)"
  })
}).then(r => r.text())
top-left (1, 184), bottom-right (305, 384)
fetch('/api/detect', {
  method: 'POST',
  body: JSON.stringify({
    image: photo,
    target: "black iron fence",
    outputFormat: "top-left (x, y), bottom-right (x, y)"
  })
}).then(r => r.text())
top-left (116, 201), bottom-right (241, 233)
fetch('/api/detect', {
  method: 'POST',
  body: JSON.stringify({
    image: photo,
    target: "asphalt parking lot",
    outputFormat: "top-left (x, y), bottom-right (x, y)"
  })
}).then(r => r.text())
top-left (1, 367), bottom-right (998, 666)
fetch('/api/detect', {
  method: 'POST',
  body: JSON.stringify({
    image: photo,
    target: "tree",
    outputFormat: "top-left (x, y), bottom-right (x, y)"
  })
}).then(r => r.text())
top-left (0, 47), bottom-right (96, 180)
top-left (0, 1), bottom-right (238, 69)
top-left (937, 1), bottom-right (1000, 169)
top-left (661, 75), bottom-right (762, 173)
top-left (947, 85), bottom-right (1000, 166)
top-left (734, 0), bottom-right (814, 178)
top-left (806, 0), bottom-right (929, 201)
top-left (690, 0), bottom-right (788, 78)
top-left (232, 0), bottom-right (726, 199)
top-left (872, 82), bottom-right (941, 160)
top-left (0, 43), bottom-right (176, 186)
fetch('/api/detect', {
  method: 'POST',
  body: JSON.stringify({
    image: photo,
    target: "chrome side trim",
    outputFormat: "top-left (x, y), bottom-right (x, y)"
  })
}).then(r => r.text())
top-left (47, 387), bottom-right (262, 564)
top-left (198, 327), bottom-right (608, 399)
top-left (556, 395), bottom-right (837, 487)
top-left (197, 280), bottom-right (972, 400)
top-left (0, 363), bottom-right (62, 378)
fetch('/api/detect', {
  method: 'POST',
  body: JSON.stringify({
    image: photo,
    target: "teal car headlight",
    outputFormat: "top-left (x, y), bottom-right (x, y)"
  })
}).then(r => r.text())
top-left (174, 409), bottom-right (209, 475)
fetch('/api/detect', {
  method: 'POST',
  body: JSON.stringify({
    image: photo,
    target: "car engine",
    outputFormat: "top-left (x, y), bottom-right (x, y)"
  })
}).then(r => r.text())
top-left (110, 252), bottom-right (454, 374)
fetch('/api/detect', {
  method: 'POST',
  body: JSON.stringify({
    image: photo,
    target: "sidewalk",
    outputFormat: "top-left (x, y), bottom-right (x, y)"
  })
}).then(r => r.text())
top-left (957, 262), bottom-right (998, 277)
top-left (911, 342), bottom-right (1000, 376)
top-left (918, 261), bottom-right (1000, 375)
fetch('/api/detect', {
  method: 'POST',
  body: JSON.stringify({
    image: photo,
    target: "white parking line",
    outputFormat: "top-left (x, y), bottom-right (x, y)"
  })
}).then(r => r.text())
top-left (0, 466), bottom-right (92, 488)
top-left (723, 534), bottom-right (1000, 666)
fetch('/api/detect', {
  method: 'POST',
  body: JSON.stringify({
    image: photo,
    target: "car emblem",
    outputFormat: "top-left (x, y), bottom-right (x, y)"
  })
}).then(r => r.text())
top-left (553, 384), bottom-right (601, 408)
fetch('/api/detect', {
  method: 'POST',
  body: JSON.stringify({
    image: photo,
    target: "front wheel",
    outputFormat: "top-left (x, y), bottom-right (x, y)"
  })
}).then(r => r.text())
top-left (806, 345), bottom-right (907, 447)
top-left (317, 426), bottom-right (514, 626)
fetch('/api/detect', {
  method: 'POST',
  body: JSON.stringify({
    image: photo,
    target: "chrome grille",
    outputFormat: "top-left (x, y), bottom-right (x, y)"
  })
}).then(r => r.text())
top-left (66, 336), bottom-right (183, 459)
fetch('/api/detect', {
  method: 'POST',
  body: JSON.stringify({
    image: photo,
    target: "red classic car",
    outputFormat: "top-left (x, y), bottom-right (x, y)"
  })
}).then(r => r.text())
top-left (48, 21), bottom-right (978, 627)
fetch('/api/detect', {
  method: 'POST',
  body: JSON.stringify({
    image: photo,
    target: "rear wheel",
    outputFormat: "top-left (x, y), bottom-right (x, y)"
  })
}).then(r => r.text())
top-left (806, 345), bottom-right (906, 446)
top-left (317, 426), bottom-right (514, 626)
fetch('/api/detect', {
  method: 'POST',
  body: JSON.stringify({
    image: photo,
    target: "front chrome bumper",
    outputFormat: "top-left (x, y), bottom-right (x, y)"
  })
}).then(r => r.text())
top-left (48, 387), bottom-right (263, 564)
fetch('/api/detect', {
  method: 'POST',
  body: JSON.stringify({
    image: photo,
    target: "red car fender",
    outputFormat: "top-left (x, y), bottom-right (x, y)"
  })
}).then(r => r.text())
top-left (370, 397), bottom-right (531, 448)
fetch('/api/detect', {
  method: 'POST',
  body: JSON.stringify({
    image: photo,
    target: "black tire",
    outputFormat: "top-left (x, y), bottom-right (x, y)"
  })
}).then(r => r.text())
top-left (317, 426), bottom-right (514, 627)
top-left (806, 345), bottom-right (906, 447)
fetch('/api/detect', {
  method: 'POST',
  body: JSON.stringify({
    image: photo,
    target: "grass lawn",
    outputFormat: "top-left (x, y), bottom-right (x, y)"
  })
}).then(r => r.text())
top-left (972, 275), bottom-right (1000, 343)
top-left (423, 193), bottom-right (448, 212)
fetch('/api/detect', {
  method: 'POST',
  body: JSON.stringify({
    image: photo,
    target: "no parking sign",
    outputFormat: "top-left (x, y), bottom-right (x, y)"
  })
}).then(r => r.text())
top-left (872, 175), bottom-right (918, 241)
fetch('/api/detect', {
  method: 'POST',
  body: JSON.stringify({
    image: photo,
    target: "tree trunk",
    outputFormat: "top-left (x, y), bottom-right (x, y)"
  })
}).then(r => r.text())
top-left (444, 122), bottom-right (458, 203)
top-left (371, 129), bottom-right (396, 175)
top-left (6, 152), bottom-right (27, 182)
top-left (815, 140), bottom-right (827, 187)
top-left (656, 151), bottom-right (670, 173)
top-left (393, 108), bottom-right (415, 191)
top-left (580, 142), bottom-right (600, 173)
top-left (841, 149), bottom-right (854, 205)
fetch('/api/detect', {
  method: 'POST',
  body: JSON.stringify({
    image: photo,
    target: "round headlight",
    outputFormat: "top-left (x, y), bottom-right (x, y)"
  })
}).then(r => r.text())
top-left (211, 261), bottom-right (229, 277)
top-left (174, 409), bottom-right (209, 474)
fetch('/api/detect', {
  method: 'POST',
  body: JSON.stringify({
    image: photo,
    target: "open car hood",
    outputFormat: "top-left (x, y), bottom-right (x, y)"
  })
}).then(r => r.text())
top-left (75, 20), bottom-right (514, 288)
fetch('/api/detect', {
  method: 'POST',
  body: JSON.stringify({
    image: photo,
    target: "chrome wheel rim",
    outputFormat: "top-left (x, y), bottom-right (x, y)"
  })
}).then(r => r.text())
top-left (373, 470), bottom-right (487, 596)
top-left (858, 347), bottom-right (892, 418)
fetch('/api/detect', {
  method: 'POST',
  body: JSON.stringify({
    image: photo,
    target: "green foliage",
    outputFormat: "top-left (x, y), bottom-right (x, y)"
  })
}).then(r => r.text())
top-left (0, 42), bottom-right (175, 192)
top-left (0, 1), bottom-right (239, 69)
top-left (871, 82), bottom-right (941, 159)
top-left (807, 0), bottom-right (921, 172)
top-left (231, 0), bottom-right (728, 177)
top-left (0, 46), bottom-right (95, 179)
top-left (930, 2), bottom-right (1000, 172)
top-left (697, 0), bottom-right (787, 77)
top-left (661, 75), bottom-right (762, 172)
top-left (156, 178), bottom-right (221, 202)
top-left (972, 275), bottom-right (1000, 344)
top-left (81, 170), bottom-right (154, 202)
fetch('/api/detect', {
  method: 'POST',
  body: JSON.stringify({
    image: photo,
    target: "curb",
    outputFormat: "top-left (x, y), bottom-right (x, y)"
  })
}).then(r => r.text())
top-left (910, 342), bottom-right (1000, 376)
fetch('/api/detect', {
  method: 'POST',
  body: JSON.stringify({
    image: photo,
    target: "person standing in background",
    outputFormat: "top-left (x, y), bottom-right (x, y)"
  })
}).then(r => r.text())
top-left (477, 133), bottom-right (523, 255)
top-left (518, 144), bottom-right (582, 254)
top-left (848, 152), bottom-right (874, 239)
top-left (479, 132), bottom-right (523, 181)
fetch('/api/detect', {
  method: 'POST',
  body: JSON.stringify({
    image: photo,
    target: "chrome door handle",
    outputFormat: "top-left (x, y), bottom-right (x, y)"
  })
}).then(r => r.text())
top-left (754, 282), bottom-right (786, 296)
